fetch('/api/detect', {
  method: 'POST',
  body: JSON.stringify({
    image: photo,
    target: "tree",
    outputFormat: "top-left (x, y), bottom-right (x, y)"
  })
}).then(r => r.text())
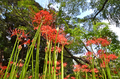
top-left (48, 0), bottom-right (120, 65)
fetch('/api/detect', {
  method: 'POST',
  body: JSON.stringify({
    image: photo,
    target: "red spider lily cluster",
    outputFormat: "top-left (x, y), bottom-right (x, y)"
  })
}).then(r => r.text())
top-left (86, 37), bottom-right (118, 66)
top-left (9, 28), bottom-right (30, 46)
top-left (86, 38), bottom-right (110, 47)
top-left (75, 37), bottom-right (119, 78)
top-left (73, 64), bottom-right (99, 73)
top-left (85, 50), bottom-right (118, 68)
top-left (40, 25), bottom-right (68, 46)
top-left (51, 46), bottom-right (62, 53)
top-left (0, 62), bottom-right (23, 78)
top-left (32, 10), bottom-right (68, 46)
top-left (32, 10), bottom-right (54, 30)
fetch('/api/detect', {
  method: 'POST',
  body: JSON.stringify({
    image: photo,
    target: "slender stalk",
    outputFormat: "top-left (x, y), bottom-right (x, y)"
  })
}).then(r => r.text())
top-left (48, 41), bottom-right (52, 79)
top-left (32, 49), bottom-right (34, 79)
top-left (3, 37), bottom-right (18, 79)
top-left (90, 45), bottom-right (96, 79)
top-left (19, 23), bottom-right (42, 79)
top-left (35, 32), bottom-right (41, 79)
top-left (9, 40), bottom-right (20, 79)
top-left (9, 46), bottom-right (21, 79)
top-left (61, 45), bottom-right (64, 79)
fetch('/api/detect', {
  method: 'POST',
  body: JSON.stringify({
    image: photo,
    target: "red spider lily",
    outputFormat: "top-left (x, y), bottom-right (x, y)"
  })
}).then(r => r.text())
top-left (20, 30), bottom-right (29, 38)
top-left (86, 57), bottom-right (92, 61)
top-left (18, 45), bottom-right (22, 50)
top-left (28, 76), bottom-right (32, 78)
top-left (100, 62), bottom-right (106, 68)
top-left (32, 10), bottom-right (53, 29)
top-left (56, 66), bottom-right (61, 70)
top-left (51, 46), bottom-right (61, 53)
top-left (86, 37), bottom-right (110, 47)
top-left (41, 25), bottom-right (68, 45)
top-left (17, 63), bottom-right (24, 67)
top-left (56, 61), bottom-right (61, 65)
top-left (107, 54), bottom-right (118, 60)
top-left (85, 52), bottom-right (93, 56)
top-left (57, 35), bottom-right (68, 46)
top-left (73, 65), bottom-right (81, 72)
top-left (73, 68), bottom-right (80, 72)
top-left (63, 62), bottom-right (67, 67)
top-left (1, 66), bottom-right (7, 70)
top-left (10, 28), bottom-right (30, 47)
top-left (10, 28), bottom-right (19, 37)
top-left (97, 49), bottom-right (105, 55)
top-left (47, 61), bottom-right (52, 64)
top-left (41, 25), bottom-right (52, 37)
top-left (23, 39), bottom-right (30, 45)
top-left (48, 29), bottom-right (58, 42)
top-left (99, 54), bottom-right (108, 59)
top-left (82, 68), bottom-right (90, 72)
top-left (96, 38), bottom-right (110, 47)
top-left (100, 60), bottom-right (109, 68)
top-left (10, 61), bottom-right (13, 64)
top-left (64, 75), bottom-right (70, 79)
top-left (90, 68), bottom-right (99, 73)
top-left (82, 65), bottom-right (88, 68)
top-left (86, 40), bottom-right (96, 46)
top-left (71, 77), bottom-right (75, 79)
top-left (73, 64), bottom-right (80, 68)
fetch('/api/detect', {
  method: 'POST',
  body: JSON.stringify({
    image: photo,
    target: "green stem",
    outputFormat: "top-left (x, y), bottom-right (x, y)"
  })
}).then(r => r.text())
top-left (61, 45), bottom-right (64, 79)
top-left (3, 37), bottom-right (18, 79)
top-left (35, 32), bottom-right (41, 79)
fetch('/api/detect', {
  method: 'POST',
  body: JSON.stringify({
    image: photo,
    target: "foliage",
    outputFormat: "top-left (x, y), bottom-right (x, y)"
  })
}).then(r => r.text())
top-left (0, 0), bottom-right (120, 79)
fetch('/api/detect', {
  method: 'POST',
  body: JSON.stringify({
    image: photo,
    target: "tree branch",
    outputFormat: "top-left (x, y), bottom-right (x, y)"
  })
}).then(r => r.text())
top-left (64, 46), bottom-right (90, 65)
top-left (82, 0), bottom-right (108, 21)
top-left (12, 6), bottom-right (33, 27)
top-left (93, 0), bottom-right (108, 20)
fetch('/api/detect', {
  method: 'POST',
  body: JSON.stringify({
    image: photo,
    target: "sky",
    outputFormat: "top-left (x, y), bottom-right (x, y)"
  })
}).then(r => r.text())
top-left (35, 0), bottom-right (120, 41)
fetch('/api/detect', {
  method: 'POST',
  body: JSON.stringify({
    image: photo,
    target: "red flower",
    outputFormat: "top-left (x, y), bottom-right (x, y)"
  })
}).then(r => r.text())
top-left (10, 28), bottom-right (18, 37)
top-left (97, 49), bottom-right (105, 55)
top-left (23, 39), bottom-right (30, 45)
top-left (85, 52), bottom-right (93, 56)
top-left (107, 54), bottom-right (118, 60)
top-left (86, 40), bottom-right (96, 46)
top-left (90, 68), bottom-right (99, 73)
top-left (51, 46), bottom-right (61, 53)
top-left (56, 66), bottom-right (61, 70)
top-left (10, 61), bottom-right (13, 64)
top-left (71, 77), bottom-right (75, 79)
top-left (86, 37), bottom-right (110, 47)
top-left (82, 69), bottom-right (89, 72)
top-left (96, 38), bottom-right (110, 47)
top-left (32, 10), bottom-right (53, 30)
top-left (57, 35), bottom-right (68, 46)
top-left (73, 65), bottom-right (81, 72)
top-left (1, 66), bottom-right (7, 70)
top-left (82, 65), bottom-right (88, 68)
top-left (17, 63), bottom-right (24, 67)
top-left (64, 75), bottom-right (70, 79)
top-left (28, 76), bottom-right (32, 78)
top-left (21, 30), bottom-right (29, 38)
top-left (56, 61), bottom-right (61, 65)
top-left (41, 25), bottom-right (68, 46)
top-left (18, 45), bottom-right (22, 50)
top-left (63, 62), bottom-right (67, 67)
